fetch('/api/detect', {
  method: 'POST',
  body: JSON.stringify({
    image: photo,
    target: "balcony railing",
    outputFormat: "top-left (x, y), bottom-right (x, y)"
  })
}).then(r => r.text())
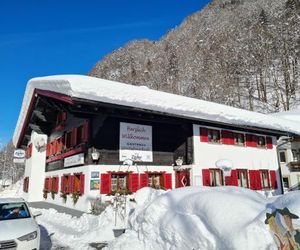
top-left (287, 161), bottom-right (300, 171)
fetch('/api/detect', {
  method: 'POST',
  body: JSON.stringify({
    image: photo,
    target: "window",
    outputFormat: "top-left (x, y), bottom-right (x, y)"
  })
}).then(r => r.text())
top-left (111, 174), bottom-right (128, 192)
top-left (257, 136), bottom-right (266, 148)
top-left (61, 175), bottom-right (70, 194)
top-left (233, 133), bottom-right (245, 146)
top-left (282, 177), bottom-right (290, 189)
top-left (237, 169), bottom-right (248, 188)
top-left (0, 202), bottom-right (30, 221)
top-left (208, 129), bottom-right (221, 143)
top-left (260, 170), bottom-right (270, 189)
top-left (279, 151), bottom-right (287, 163)
top-left (292, 149), bottom-right (300, 161)
top-left (148, 174), bottom-right (163, 189)
top-left (209, 169), bottom-right (223, 186)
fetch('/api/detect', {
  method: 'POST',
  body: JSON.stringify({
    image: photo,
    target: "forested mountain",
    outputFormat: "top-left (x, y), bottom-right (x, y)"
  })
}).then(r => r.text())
top-left (89, 0), bottom-right (300, 113)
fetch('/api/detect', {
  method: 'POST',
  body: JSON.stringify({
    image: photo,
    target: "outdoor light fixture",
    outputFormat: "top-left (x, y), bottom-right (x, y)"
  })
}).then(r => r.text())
top-left (91, 151), bottom-right (100, 161)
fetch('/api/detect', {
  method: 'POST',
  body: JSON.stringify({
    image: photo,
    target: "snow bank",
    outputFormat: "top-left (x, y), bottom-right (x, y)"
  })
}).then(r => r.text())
top-left (0, 180), bottom-right (23, 198)
top-left (13, 75), bottom-right (300, 146)
top-left (108, 187), bottom-right (300, 250)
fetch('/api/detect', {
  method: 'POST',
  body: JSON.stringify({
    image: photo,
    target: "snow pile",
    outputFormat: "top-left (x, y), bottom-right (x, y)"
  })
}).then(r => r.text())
top-left (0, 180), bottom-right (23, 198)
top-left (108, 187), bottom-right (300, 250)
top-left (32, 199), bottom-right (136, 249)
top-left (13, 75), bottom-right (300, 146)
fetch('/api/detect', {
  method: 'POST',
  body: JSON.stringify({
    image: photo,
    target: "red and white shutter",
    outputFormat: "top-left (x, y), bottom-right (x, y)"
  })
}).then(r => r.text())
top-left (202, 169), bottom-right (210, 186)
top-left (200, 127), bottom-right (208, 142)
top-left (101, 173), bottom-right (111, 194)
top-left (129, 173), bottom-right (139, 192)
top-left (164, 173), bottom-right (172, 189)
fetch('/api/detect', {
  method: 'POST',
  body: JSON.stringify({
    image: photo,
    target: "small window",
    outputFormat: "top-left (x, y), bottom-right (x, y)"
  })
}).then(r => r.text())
top-left (111, 174), bottom-right (128, 192)
top-left (260, 170), bottom-right (270, 189)
top-left (234, 133), bottom-right (245, 146)
top-left (292, 149), bottom-right (300, 161)
top-left (237, 169), bottom-right (248, 188)
top-left (208, 129), bottom-right (221, 143)
top-left (257, 136), bottom-right (266, 148)
top-left (279, 151), bottom-right (287, 163)
top-left (148, 174), bottom-right (163, 189)
top-left (282, 177), bottom-right (289, 189)
top-left (209, 169), bottom-right (223, 186)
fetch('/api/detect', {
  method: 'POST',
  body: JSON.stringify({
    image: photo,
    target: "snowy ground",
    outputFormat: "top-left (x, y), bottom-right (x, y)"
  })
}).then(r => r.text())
top-left (2, 183), bottom-right (300, 250)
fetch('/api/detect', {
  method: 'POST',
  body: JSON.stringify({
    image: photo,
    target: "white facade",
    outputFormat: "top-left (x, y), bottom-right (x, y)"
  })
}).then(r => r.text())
top-left (22, 132), bottom-right (47, 202)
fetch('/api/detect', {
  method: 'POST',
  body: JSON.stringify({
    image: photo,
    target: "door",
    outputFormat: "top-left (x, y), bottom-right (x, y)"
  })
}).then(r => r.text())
top-left (176, 170), bottom-right (190, 188)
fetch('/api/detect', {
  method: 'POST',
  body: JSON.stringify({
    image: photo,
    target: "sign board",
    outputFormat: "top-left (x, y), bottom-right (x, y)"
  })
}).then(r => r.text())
top-left (64, 153), bottom-right (84, 168)
top-left (14, 149), bottom-right (25, 159)
top-left (119, 122), bottom-right (153, 162)
top-left (13, 158), bottom-right (25, 164)
top-left (13, 149), bottom-right (26, 164)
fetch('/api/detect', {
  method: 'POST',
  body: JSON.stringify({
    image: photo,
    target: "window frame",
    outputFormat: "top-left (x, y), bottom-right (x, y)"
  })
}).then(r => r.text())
top-left (208, 129), bottom-right (221, 144)
top-left (233, 132), bottom-right (245, 146)
top-left (279, 151), bottom-right (287, 163)
top-left (237, 169), bottom-right (249, 188)
top-left (209, 168), bottom-right (224, 186)
top-left (111, 173), bottom-right (129, 193)
top-left (260, 170), bottom-right (270, 189)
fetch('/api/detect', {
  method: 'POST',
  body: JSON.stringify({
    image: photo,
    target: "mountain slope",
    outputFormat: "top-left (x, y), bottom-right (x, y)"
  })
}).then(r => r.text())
top-left (89, 0), bottom-right (300, 113)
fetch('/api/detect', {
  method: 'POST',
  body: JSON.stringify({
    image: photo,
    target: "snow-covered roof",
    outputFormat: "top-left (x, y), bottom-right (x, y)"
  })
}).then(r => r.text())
top-left (13, 75), bottom-right (300, 146)
top-left (271, 109), bottom-right (300, 123)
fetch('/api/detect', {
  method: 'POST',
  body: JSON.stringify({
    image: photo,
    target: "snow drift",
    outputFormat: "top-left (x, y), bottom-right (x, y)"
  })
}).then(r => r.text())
top-left (108, 187), bottom-right (300, 250)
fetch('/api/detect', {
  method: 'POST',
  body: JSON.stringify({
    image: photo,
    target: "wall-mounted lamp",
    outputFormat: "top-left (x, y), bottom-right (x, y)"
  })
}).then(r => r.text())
top-left (91, 151), bottom-right (100, 161)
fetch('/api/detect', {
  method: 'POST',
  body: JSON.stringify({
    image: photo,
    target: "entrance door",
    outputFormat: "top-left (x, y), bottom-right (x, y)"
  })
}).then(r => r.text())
top-left (176, 170), bottom-right (190, 188)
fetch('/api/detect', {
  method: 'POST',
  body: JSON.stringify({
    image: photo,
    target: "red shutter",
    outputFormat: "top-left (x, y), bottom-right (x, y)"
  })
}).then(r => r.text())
top-left (62, 112), bottom-right (67, 123)
top-left (266, 137), bottom-right (273, 149)
top-left (245, 134), bottom-right (253, 147)
top-left (101, 173), bottom-right (111, 194)
top-left (164, 173), bottom-right (172, 189)
top-left (227, 169), bottom-right (238, 186)
top-left (46, 143), bottom-right (50, 157)
top-left (71, 128), bottom-right (77, 147)
top-left (200, 127), bottom-right (208, 142)
top-left (202, 169), bottom-right (210, 186)
top-left (69, 175), bottom-right (74, 193)
top-left (222, 130), bottom-right (234, 145)
top-left (129, 173), bottom-right (139, 192)
top-left (83, 120), bottom-right (89, 143)
top-left (249, 170), bottom-right (257, 190)
top-left (79, 174), bottom-right (85, 195)
top-left (252, 135), bottom-right (258, 147)
top-left (44, 178), bottom-right (48, 190)
top-left (270, 170), bottom-right (277, 189)
top-left (256, 170), bottom-right (262, 190)
top-left (60, 177), bottom-right (64, 192)
top-left (140, 173), bottom-right (148, 188)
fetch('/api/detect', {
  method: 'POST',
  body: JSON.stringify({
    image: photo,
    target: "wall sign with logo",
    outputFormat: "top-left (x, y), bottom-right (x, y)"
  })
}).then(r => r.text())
top-left (13, 149), bottom-right (26, 164)
top-left (64, 153), bottom-right (84, 168)
top-left (119, 122), bottom-right (153, 162)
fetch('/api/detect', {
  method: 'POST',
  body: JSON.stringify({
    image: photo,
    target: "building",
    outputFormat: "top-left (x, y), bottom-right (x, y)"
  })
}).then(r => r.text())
top-left (271, 110), bottom-right (300, 192)
top-left (13, 75), bottom-right (300, 212)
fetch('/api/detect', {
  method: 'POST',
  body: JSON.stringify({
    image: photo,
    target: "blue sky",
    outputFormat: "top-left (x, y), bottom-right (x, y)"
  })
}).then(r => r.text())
top-left (0, 0), bottom-right (210, 146)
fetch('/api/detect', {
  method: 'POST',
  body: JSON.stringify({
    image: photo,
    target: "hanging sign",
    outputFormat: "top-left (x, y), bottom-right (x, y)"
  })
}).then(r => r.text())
top-left (13, 149), bottom-right (26, 164)
top-left (119, 122), bottom-right (153, 162)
